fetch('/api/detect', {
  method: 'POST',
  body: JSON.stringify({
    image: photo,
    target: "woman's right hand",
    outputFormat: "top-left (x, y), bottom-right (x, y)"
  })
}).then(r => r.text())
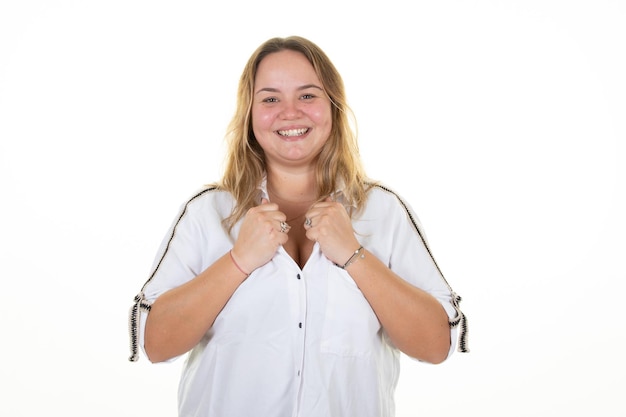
top-left (230, 198), bottom-right (289, 274)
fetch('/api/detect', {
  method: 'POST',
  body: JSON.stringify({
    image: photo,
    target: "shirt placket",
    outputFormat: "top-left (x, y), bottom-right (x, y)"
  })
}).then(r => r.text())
top-left (279, 251), bottom-right (310, 417)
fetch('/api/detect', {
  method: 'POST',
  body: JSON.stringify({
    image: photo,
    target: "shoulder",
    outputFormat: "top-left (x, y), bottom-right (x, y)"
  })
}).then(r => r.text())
top-left (177, 184), bottom-right (235, 217)
top-left (363, 182), bottom-right (425, 230)
top-left (185, 184), bottom-right (228, 203)
top-left (364, 182), bottom-right (413, 212)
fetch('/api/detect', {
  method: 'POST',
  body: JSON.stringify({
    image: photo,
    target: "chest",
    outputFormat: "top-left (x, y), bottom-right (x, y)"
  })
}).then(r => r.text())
top-left (282, 222), bottom-right (315, 269)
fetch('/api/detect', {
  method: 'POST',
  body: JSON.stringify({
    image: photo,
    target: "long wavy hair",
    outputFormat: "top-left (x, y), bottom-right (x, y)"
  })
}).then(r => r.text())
top-left (217, 36), bottom-right (372, 228)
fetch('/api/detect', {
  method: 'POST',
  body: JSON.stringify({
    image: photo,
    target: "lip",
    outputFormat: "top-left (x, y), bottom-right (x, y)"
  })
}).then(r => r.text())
top-left (275, 127), bottom-right (311, 140)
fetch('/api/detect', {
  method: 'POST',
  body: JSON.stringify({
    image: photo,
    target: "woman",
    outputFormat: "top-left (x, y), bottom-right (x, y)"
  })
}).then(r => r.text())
top-left (129, 35), bottom-right (468, 416)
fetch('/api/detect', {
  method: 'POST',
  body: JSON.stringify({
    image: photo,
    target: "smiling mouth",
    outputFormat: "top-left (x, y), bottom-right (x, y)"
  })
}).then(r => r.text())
top-left (277, 128), bottom-right (309, 137)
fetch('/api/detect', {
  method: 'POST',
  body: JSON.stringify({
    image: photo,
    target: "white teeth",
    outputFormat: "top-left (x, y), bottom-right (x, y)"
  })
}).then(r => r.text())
top-left (278, 128), bottom-right (308, 137)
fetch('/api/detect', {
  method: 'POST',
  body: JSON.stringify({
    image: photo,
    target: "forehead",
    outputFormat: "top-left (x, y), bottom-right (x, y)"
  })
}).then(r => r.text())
top-left (254, 50), bottom-right (320, 87)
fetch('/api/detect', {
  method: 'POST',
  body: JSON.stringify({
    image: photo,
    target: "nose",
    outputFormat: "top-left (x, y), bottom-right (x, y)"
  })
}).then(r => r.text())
top-left (279, 98), bottom-right (301, 119)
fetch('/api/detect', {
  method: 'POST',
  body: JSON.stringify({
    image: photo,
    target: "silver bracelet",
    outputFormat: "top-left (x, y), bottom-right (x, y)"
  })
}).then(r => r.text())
top-left (335, 246), bottom-right (365, 269)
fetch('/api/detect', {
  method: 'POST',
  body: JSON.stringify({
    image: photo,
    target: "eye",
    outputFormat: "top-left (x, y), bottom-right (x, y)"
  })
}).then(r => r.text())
top-left (301, 93), bottom-right (315, 100)
top-left (262, 97), bottom-right (278, 103)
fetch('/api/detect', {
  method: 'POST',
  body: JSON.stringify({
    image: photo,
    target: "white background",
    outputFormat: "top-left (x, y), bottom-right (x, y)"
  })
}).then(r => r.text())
top-left (1, 1), bottom-right (624, 416)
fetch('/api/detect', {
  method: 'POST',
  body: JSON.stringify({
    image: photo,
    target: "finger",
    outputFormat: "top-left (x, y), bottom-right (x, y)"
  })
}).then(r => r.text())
top-left (310, 199), bottom-right (335, 210)
top-left (255, 201), bottom-right (280, 213)
top-left (303, 208), bottom-right (317, 229)
top-left (305, 227), bottom-right (318, 243)
top-left (279, 220), bottom-right (291, 233)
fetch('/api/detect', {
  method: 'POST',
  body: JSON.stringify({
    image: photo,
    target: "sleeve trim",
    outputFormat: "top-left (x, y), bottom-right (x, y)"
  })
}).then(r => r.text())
top-left (372, 183), bottom-right (469, 353)
top-left (128, 292), bottom-right (152, 362)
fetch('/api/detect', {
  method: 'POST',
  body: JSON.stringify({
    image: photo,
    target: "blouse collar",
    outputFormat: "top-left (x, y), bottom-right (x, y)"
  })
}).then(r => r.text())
top-left (256, 175), bottom-right (354, 208)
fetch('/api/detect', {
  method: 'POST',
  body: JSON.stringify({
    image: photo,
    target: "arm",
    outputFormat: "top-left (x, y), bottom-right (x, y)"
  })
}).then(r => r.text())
top-left (144, 253), bottom-right (248, 363)
top-left (343, 249), bottom-right (451, 363)
top-left (144, 200), bottom-right (288, 363)
top-left (305, 199), bottom-right (451, 364)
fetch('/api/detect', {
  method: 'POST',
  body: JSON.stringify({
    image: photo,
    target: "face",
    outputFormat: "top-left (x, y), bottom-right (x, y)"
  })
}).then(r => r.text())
top-left (252, 49), bottom-right (332, 171)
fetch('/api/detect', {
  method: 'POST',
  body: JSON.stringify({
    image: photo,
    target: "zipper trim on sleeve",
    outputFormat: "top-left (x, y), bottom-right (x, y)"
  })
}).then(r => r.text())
top-left (127, 186), bottom-right (220, 362)
top-left (373, 184), bottom-right (469, 353)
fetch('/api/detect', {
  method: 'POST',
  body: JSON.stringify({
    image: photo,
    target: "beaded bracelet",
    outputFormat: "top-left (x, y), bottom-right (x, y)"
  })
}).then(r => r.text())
top-left (335, 246), bottom-right (365, 269)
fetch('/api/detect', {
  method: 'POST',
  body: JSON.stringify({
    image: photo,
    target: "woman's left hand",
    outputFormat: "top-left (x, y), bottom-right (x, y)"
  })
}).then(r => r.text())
top-left (304, 197), bottom-right (360, 266)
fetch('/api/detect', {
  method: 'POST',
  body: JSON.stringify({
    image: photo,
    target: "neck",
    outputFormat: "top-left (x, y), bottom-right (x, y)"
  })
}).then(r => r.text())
top-left (266, 168), bottom-right (317, 204)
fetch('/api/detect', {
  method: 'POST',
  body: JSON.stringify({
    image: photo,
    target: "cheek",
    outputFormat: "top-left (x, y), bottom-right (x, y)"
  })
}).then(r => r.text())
top-left (311, 105), bottom-right (333, 130)
top-left (252, 107), bottom-right (275, 131)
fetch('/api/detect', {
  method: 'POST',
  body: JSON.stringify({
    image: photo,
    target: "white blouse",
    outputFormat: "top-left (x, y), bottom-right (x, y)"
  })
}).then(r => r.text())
top-left (128, 182), bottom-right (467, 417)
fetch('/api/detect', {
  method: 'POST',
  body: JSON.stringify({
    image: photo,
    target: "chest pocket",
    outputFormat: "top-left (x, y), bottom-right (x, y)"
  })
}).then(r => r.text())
top-left (320, 269), bottom-right (382, 357)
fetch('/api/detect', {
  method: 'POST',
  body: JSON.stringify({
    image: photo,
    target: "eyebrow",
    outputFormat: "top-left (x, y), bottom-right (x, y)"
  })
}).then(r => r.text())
top-left (255, 84), bottom-right (324, 95)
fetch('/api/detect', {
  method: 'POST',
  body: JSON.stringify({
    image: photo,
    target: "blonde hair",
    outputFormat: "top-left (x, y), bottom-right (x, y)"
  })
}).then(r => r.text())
top-left (217, 36), bottom-right (372, 228)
